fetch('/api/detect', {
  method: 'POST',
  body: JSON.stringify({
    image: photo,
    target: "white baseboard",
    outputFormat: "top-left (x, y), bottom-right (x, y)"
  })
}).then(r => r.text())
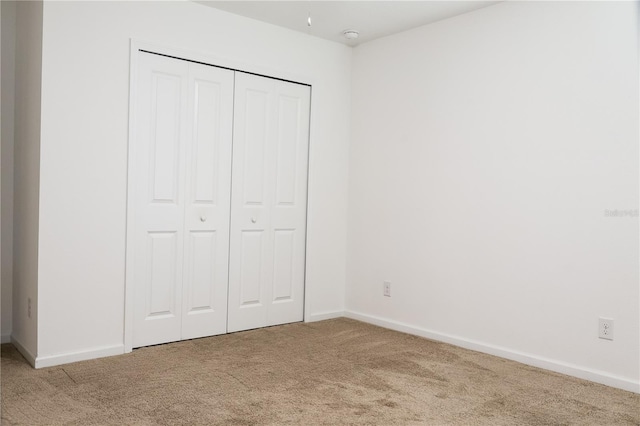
top-left (1, 333), bottom-right (12, 344)
top-left (35, 344), bottom-right (125, 369)
top-left (306, 310), bottom-right (345, 322)
top-left (11, 336), bottom-right (36, 367)
top-left (344, 310), bottom-right (640, 394)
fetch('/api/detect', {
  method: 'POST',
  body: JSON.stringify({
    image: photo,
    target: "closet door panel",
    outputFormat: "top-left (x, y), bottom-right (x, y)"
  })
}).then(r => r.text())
top-left (228, 72), bottom-right (310, 333)
top-left (133, 53), bottom-right (189, 348)
top-left (228, 75), bottom-right (275, 332)
top-left (181, 63), bottom-right (234, 340)
top-left (267, 81), bottom-right (310, 327)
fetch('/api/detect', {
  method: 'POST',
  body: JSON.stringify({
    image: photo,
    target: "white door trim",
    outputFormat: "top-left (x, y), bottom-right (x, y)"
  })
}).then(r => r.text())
top-left (124, 39), bottom-right (314, 352)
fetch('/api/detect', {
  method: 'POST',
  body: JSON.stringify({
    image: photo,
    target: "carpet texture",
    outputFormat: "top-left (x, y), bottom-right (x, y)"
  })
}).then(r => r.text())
top-left (1, 318), bottom-right (638, 425)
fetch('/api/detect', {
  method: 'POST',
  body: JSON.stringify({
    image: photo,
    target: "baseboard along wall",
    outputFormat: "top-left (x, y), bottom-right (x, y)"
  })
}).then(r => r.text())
top-left (306, 311), bottom-right (345, 323)
top-left (10, 336), bottom-right (36, 367)
top-left (34, 344), bottom-right (125, 369)
top-left (344, 310), bottom-right (639, 394)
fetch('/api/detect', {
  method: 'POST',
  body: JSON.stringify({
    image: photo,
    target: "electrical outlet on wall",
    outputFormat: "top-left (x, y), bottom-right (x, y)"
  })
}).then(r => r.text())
top-left (599, 317), bottom-right (614, 340)
top-left (383, 281), bottom-right (391, 297)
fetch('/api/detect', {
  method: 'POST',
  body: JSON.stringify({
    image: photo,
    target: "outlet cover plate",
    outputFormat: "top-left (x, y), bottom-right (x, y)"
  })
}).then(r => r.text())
top-left (383, 281), bottom-right (391, 297)
top-left (599, 317), bottom-right (614, 340)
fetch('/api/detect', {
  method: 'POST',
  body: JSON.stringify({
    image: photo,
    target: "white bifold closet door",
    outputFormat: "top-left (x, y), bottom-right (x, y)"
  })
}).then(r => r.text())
top-left (227, 73), bottom-right (310, 333)
top-left (131, 53), bottom-right (310, 348)
top-left (132, 52), bottom-right (234, 348)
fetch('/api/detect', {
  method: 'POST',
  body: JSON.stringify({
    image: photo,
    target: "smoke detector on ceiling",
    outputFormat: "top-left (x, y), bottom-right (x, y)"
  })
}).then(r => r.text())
top-left (342, 30), bottom-right (360, 40)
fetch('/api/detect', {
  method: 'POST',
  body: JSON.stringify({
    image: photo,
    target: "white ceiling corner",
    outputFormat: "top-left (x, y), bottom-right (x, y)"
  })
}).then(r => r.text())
top-left (194, 1), bottom-right (501, 46)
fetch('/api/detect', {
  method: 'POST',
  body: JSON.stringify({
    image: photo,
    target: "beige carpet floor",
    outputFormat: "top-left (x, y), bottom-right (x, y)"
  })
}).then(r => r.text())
top-left (1, 318), bottom-right (638, 425)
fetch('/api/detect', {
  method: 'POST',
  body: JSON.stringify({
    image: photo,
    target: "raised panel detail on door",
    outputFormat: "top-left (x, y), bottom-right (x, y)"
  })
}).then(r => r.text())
top-left (150, 74), bottom-right (182, 203)
top-left (192, 80), bottom-right (220, 203)
top-left (147, 232), bottom-right (179, 317)
top-left (275, 96), bottom-right (300, 205)
top-left (184, 231), bottom-right (216, 313)
top-left (228, 72), bottom-right (310, 333)
top-left (272, 229), bottom-right (295, 302)
top-left (239, 231), bottom-right (264, 306)
top-left (243, 90), bottom-right (269, 206)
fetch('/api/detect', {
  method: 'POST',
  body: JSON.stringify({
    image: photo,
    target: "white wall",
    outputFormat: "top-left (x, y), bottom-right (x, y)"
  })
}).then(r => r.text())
top-left (12, 0), bottom-right (43, 363)
top-left (0, 1), bottom-right (16, 344)
top-left (36, 1), bottom-right (350, 362)
top-left (348, 1), bottom-right (639, 392)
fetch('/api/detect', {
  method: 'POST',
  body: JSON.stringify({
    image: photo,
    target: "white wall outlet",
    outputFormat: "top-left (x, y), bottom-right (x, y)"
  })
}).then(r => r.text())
top-left (383, 281), bottom-right (391, 297)
top-left (599, 317), bottom-right (614, 340)
top-left (28, 298), bottom-right (32, 319)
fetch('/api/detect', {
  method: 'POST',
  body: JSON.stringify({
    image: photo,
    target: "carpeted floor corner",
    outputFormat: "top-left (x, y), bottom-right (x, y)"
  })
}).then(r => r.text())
top-left (1, 318), bottom-right (639, 425)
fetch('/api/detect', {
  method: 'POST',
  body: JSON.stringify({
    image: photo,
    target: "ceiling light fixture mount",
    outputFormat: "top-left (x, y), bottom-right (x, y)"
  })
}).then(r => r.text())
top-left (342, 29), bottom-right (359, 40)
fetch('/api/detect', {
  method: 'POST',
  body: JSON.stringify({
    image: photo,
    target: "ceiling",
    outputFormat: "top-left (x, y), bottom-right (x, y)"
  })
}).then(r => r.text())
top-left (195, 1), bottom-right (501, 46)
